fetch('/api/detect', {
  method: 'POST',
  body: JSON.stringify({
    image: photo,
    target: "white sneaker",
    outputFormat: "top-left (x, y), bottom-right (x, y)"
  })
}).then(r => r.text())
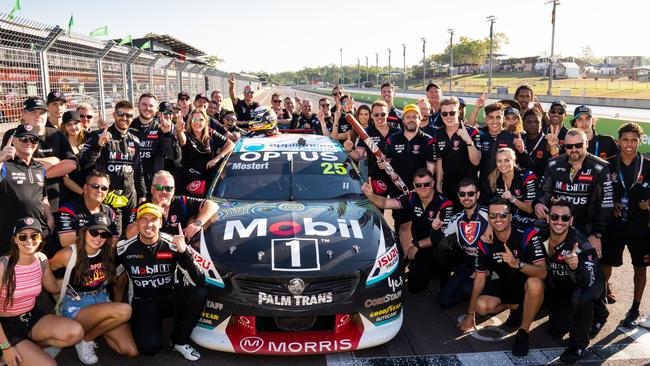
top-left (173, 343), bottom-right (201, 361)
top-left (74, 340), bottom-right (98, 365)
top-left (639, 316), bottom-right (650, 329)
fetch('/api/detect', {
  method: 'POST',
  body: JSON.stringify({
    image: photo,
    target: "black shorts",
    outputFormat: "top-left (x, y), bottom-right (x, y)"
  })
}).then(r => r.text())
top-left (482, 277), bottom-right (526, 305)
top-left (0, 308), bottom-right (44, 346)
top-left (602, 229), bottom-right (650, 267)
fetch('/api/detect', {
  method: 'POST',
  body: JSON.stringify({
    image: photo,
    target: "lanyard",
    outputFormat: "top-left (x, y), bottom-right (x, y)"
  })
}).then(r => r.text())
top-left (618, 155), bottom-right (644, 196)
top-left (593, 137), bottom-right (599, 157)
top-left (527, 134), bottom-right (545, 157)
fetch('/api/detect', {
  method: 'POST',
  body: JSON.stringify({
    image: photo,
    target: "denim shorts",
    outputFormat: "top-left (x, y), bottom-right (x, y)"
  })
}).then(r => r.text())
top-left (61, 289), bottom-right (110, 319)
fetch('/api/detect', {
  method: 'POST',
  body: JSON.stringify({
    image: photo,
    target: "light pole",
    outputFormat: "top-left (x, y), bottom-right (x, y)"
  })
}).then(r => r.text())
top-left (421, 37), bottom-right (426, 91)
top-left (447, 28), bottom-right (454, 94)
top-left (375, 52), bottom-right (379, 86)
top-left (357, 58), bottom-right (361, 88)
top-left (487, 15), bottom-right (496, 94)
top-left (388, 48), bottom-right (392, 83)
top-left (365, 55), bottom-right (369, 84)
top-left (547, 0), bottom-right (560, 96)
top-left (339, 48), bottom-right (343, 85)
top-left (402, 43), bottom-right (406, 90)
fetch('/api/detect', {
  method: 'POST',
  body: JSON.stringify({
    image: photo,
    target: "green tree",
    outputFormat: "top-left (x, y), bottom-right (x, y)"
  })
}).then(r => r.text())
top-left (431, 32), bottom-right (509, 66)
top-left (198, 55), bottom-right (225, 67)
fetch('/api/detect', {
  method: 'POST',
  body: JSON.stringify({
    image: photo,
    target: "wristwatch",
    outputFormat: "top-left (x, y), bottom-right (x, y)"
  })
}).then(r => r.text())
top-left (517, 260), bottom-right (525, 270)
top-left (411, 239), bottom-right (421, 248)
top-left (194, 219), bottom-right (203, 227)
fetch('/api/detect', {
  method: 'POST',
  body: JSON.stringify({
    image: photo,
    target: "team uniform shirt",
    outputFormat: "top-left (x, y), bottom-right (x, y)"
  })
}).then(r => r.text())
top-left (524, 133), bottom-right (554, 179)
top-left (0, 158), bottom-right (47, 253)
top-left (208, 118), bottom-right (229, 136)
top-left (180, 129), bottom-right (229, 174)
top-left (607, 153), bottom-right (650, 229)
top-left (129, 117), bottom-right (175, 187)
top-left (55, 197), bottom-right (120, 237)
top-left (434, 126), bottom-right (481, 202)
top-left (296, 113), bottom-right (320, 130)
top-left (355, 125), bottom-right (401, 195)
top-left (387, 106), bottom-right (403, 130)
top-left (69, 250), bottom-right (109, 293)
top-left (444, 206), bottom-right (490, 271)
top-left (233, 99), bottom-right (260, 122)
top-left (129, 196), bottom-right (205, 235)
top-left (477, 129), bottom-right (533, 184)
top-left (116, 233), bottom-right (204, 300)
top-left (489, 168), bottom-right (537, 217)
top-left (544, 124), bottom-right (568, 152)
top-left (397, 191), bottom-right (455, 241)
top-left (385, 130), bottom-right (435, 195)
top-left (588, 134), bottom-right (619, 161)
top-left (428, 111), bottom-right (443, 130)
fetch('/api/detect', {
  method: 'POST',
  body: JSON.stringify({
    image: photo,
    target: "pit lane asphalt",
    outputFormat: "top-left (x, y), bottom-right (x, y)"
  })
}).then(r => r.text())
top-left (56, 87), bottom-right (650, 365)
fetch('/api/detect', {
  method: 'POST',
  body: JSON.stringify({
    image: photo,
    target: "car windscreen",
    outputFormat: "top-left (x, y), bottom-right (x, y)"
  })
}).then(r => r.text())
top-left (212, 150), bottom-right (364, 200)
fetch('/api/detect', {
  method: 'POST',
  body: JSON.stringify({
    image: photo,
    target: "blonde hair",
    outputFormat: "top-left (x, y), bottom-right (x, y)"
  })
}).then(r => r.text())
top-left (488, 148), bottom-right (517, 192)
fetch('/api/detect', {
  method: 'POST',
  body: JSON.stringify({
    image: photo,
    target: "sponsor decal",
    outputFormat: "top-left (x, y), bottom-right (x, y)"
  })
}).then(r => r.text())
top-left (205, 300), bottom-right (223, 311)
top-left (187, 231), bottom-right (225, 288)
top-left (460, 221), bottom-right (480, 244)
top-left (240, 336), bottom-right (265, 353)
top-left (257, 291), bottom-right (333, 306)
top-left (369, 303), bottom-right (402, 319)
top-left (237, 336), bottom-right (354, 355)
top-left (387, 275), bottom-right (404, 292)
top-left (223, 218), bottom-right (363, 240)
top-left (336, 314), bottom-right (352, 331)
top-left (201, 311), bottom-right (219, 321)
top-left (156, 252), bottom-right (172, 259)
top-left (364, 290), bottom-right (402, 308)
top-left (366, 243), bottom-right (399, 285)
top-left (536, 150), bottom-right (544, 159)
top-left (230, 162), bottom-right (270, 170)
top-left (237, 316), bottom-right (255, 333)
top-left (577, 175), bottom-right (593, 182)
top-left (244, 143), bottom-right (265, 151)
top-left (271, 238), bottom-right (320, 271)
top-left (238, 151), bottom-right (338, 162)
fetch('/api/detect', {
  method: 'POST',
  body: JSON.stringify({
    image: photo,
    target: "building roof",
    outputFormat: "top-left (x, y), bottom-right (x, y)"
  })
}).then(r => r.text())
top-left (115, 33), bottom-right (206, 58)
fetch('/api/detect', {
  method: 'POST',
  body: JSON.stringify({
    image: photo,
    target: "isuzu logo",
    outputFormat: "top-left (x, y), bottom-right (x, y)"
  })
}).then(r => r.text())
top-left (287, 278), bottom-right (306, 295)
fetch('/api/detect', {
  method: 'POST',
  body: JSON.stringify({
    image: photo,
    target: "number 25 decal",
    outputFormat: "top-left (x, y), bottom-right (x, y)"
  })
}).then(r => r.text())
top-left (321, 162), bottom-right (346, 175)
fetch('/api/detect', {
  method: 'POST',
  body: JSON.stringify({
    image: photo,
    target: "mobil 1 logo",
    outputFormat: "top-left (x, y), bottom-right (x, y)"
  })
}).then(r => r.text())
top-left (271, 238), bottom-right (320, 271)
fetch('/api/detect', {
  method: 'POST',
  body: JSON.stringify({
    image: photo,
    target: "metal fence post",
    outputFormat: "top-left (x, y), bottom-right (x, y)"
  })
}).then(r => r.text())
top-left (124, 48), bottom-right (143, 103)
top-left (96, 41), bottom-right (114, 121)
top-left (148, 54), bottom-right (161, 98)
top-left (178, 61), bottom-right (189, 92)
top-left (37, 26), bottom-right (63, 98)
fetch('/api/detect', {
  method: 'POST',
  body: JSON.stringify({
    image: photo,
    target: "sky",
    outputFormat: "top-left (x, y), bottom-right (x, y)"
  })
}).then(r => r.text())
top-left (9, 0), bottom-right (646, 73)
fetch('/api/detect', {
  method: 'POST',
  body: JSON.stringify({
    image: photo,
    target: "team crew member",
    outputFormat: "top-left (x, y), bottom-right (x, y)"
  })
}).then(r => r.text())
top-left (177, 92), bottom-right (192, 121)
top-left (272, 93), bottom-right (291, 129)
top-left (296, 100), bottom-right (320, 130)
top-left (602, 122), bottom-right (650, 327)
top-left (362, 169), bottom-right (454, 293)
top-left (116, 203), bottom-right (207, 360)
top-left (126, 170), bottom-right (218, 238)
top-left (381, 83), bottom-right (403, 129)
top-left (312, 98), bottom-right (336, 136)
top-left (542, 199), bottom-right (603, 363)
top-left (416, 99), bottom-right (435, 136)
top-left (45, 90), bottom-right (66, 128)
top-left (545, 100), bottom-right (569, 148)
top-left (79, 100), bottom-right (147, 235)
top-left (460, 198), bottom-right (546, 357)
top-left (330, 94), bottom-right (353, 140)
top-left (56, 171), bottom-right (120, 246)
top-left (76, 103), bottom-right (97, 133)
top-left (426, 83), bottom-right (443, 128)
top-left (440, 179), bottom-right (489, 308)
top-left (571, 105), bottom-right (619, 160)
top-left (283, 96), bottom-right (300, 129)
top-left (0, 217), bottom-right (84, 366)
top-left (228, 74), bottom-right (259, 121)
top-left (486, 148), bottom-right (537, 217)
top-left (129, 94), bottom-right (175, 188)
top-left (220, 110), bottom-right (245, 140)
top-left (503, 107), bottom-right (523, 134)
top-left (522, 109), bottom-right (557, 179)
top-left (0, 124), bottom-right (54, 254)
top-left (50, 213), bottom-right (138, 364)
top-left (59, 110), bottom-right (91, 204)
top-left (434, 97), bottom-right (481, 208)
top-left (209, 90), bottom-right (224, 121)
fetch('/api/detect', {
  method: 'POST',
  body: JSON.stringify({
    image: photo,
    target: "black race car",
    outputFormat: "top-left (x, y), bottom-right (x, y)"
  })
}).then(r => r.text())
top-left (189, 134), bottom-right (404, 355)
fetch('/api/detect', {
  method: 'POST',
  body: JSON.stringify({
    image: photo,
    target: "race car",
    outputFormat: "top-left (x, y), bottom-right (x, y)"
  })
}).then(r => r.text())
top-left (188, 133), bottom-right (404, 355)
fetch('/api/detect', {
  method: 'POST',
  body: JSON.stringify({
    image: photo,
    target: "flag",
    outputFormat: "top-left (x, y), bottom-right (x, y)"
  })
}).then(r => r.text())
top-left (8, 0), bottom-right (20, 20)
top-left (89, 26), bottom-right (108, 37)
top-left (67, 13), bottom-right (74, 34)
top-left (140, 40), bottom-right (151, 50)
top-left (118, 35), bottom-right (132, 46)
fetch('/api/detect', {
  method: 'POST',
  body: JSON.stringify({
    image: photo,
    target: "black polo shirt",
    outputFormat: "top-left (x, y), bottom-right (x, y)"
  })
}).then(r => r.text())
top-left (233, 99), bottom-right (260, 122)
top-left (524, 133), bottom-right (553, 179)
top-left (478, 130), bottom-right (532, 185)
top-left (434, 126), bottom-right (480, 202)
top-left (385, 130), bottom-right (435, 194)
top-left (387, 106), bottom-right (403, 130)
top-left (588, 133), bottom-right (619, 160)
top-left (56, 197), bottom-right (120, 237)
top-left (355, 125), bottom-right (401, 195)
top-left (397, 191), bottom-right (454, 241)
top-left (488, 167), bottom-right (537, 217)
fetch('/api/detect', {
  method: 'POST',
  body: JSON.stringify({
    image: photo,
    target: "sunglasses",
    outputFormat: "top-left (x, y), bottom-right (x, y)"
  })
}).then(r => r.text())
top-left (244, 91), bottom-right (254, 95)
top-left (116, 111), bottom-right (134, 118)
top-left (191, 117), bottom-right (205, 123)
top-left (79, 114), bottom-right (93, 119)
top-left (549, 109), bottom-right (565, 115)
top-left (373, 113), bottom-right (387, 118)
top-left (154, 184), bottom-right (174, 192)
top-left (549, 213), bottom-right (571, 222)
top-left (488, 211), bottom-right (510, 219)
top-left (458, 191), bottom-right (476, 197)
top-left (18, 136), bottom-right (39, 144)
top-left (16, 232), bottom-right (41, 242)
top-left (414, 181), bottom-right (433, 188)
top-left (332, 92), bottom-right (342, 96)
top-left (441, 111), bottom-right (457, 117)
top-left (89, 183), bottom-right (109, 192)
top-left (88, 229), bottom-right (111, 239)
top-left (272, 100), bottom-right (282, 103)
top-left (564, 142), bottom-right (584, 150)
top-left (224, 117), bottom-right (237, 122)
top-left (162, 111), bottom-right (174, 116)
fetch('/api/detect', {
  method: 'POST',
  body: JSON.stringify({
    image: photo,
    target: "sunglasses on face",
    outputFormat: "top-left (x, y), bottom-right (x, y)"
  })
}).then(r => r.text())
top-left (244, 91), bottom-right (254, 95)
top-left (549, 213), bottom-right (571, 222)
top-left (564, 142), bottom-right (584, 150)
top-left (332, 92), bottom-right (341, 96)
top-left (458, 191), bottom-right (476, 197)
top-left (162, 111), bottom-right (174, 116)
top-left (441, 111), bottom-right (457, 117)
top-left (89, 183), bottom-right (109, 192)
top-left (179, 98), bottom-right (190, 102)
top-left (272, 100), bottom-right (282, 103)
top-left (18, 136), bottom-right (39, 144)
top-left (488, 211), bottom-right (510, 219)
top-left (79, 114), bottom-right (93, 119)
top-left (154, 184), bottom-right (174, 192)
top-left (414, 181), bottom-right (433, 188)
top-left (549, 109), bottom-right (565, 115)
top-left (16, 232), bottom-right (41, 242)
top-left (373, 113), bottom-right (387, 118)
top-left (116, 111), bottom-right (134, 118)
top-left (88, 229), bottom-right (111, 239)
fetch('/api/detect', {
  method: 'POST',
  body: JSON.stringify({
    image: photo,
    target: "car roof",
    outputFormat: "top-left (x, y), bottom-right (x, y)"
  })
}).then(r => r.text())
top-left (233, 134), bottom-right (344, 153)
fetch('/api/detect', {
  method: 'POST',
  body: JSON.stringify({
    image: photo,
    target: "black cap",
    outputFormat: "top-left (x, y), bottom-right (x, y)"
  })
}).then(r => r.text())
top-left (177, 91), bottom-right (190, 100)
top-left (425, 83), bottom-right (440, 91)
top-left (47, 90), bottom-right (66, 104)
top-left (550, 100), bottom-right (567, 111)
top-left (85, 212), bottom-right (110, 232)
top-left (195, 93), bottom-right (209, 102)
top-left (504, 107), bottom-right (521, 117)
top-left (14, 124), bottom-right (39, 138)
top-left (23, 97), bottom-right (47, 112)
top-left (498, 99), bottom-right (522, 113)
top-left (13, 217), bottom-right (42, 235)
top-left (62, 110), bottom-right (81, 124)
top-left (159, 101), bottom-right (173, 112)
top-left (573, 105), bottom-right (592, 119)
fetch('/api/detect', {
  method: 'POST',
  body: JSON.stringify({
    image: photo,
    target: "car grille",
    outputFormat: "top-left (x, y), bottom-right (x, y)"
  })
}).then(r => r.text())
top-left (233, 273), bottom-right (360, 306)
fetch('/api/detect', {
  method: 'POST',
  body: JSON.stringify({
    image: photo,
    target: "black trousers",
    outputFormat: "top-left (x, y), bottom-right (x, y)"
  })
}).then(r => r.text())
top-left (548, 281), bottom-right (603, 349)
top-left (130, 286), bottom-right (208, 356)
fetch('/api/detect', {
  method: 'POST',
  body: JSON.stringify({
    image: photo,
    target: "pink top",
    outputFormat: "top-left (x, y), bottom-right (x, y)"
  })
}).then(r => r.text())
top-left (0, 255), bottom-right (43, 315)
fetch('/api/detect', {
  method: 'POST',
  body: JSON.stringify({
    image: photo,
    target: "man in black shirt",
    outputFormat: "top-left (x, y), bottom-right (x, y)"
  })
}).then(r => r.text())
top-left (571, 105), bottom-right (619, 160)
top-left (228, 74), bottom-right (259, 122)
top-left (296, 99), bottom-right (319, 130)
top-left (522, 109), bottom-right (557, 179)
top-left (426, 83), bottom-right (443, 129)
top-left (381, 82), bottom-right (403, 129)
top-left (46, 90), bottom-right (66, 128)
top-left (546, 100), bottom-right (569, 149)
top-left (209, 90), bottom-right (224, 121)
top-left (177, 91), bottom-right (192, 121)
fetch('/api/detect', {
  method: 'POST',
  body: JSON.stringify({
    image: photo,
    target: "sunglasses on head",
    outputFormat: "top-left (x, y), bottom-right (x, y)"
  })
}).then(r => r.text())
top-left (414, 181), bottom-right (433, 188)
top-left (79, 114), bottom-right (93, 119)
top-left (564, 142), bottom-right (584, 150)
top-left (18, 136), bottom-right (39, 144)
top-left (88, 229), bottom-right (111, 239)
top-left (549, 109), bottom-right (565, 115)
top-left (16, 232), bottom-right (41, 242)
top-left (549, 213), bottom-right (571, 222)
top-left (441, 111), bottom-right (457, 117)
top-left (373, 112), bottom-right (387, 118)
top-left (116, 111), bottom-right (134, 118)
top-left (89, 183), bottom-right (109, 192)
top-left (488, 211), bottom-right (510, 219)
top-left (154, 184), bottom-right (174, 192)
top-left (458, 191), bottom-right (476, 197)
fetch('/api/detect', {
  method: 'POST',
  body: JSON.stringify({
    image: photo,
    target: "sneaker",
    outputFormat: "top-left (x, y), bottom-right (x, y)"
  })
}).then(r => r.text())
top-left (559, 347), bottom-right (585, 364)
top-left (621, 308), bottom-right (640, 327)
top-left (589, 320), bottom-right (605, 339)
top-left (173, 344), bottom-right (201, 361)
top-left (511, 329), bottom-right (530, 357)
top-left (505, 306), bottom-right (523, 328)
top-left (639, 316), bottom-right (650, 329)
top-left (74, 340), bottom-right (98, 365)
top-left (606, 283), bottom-right (617, 304)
